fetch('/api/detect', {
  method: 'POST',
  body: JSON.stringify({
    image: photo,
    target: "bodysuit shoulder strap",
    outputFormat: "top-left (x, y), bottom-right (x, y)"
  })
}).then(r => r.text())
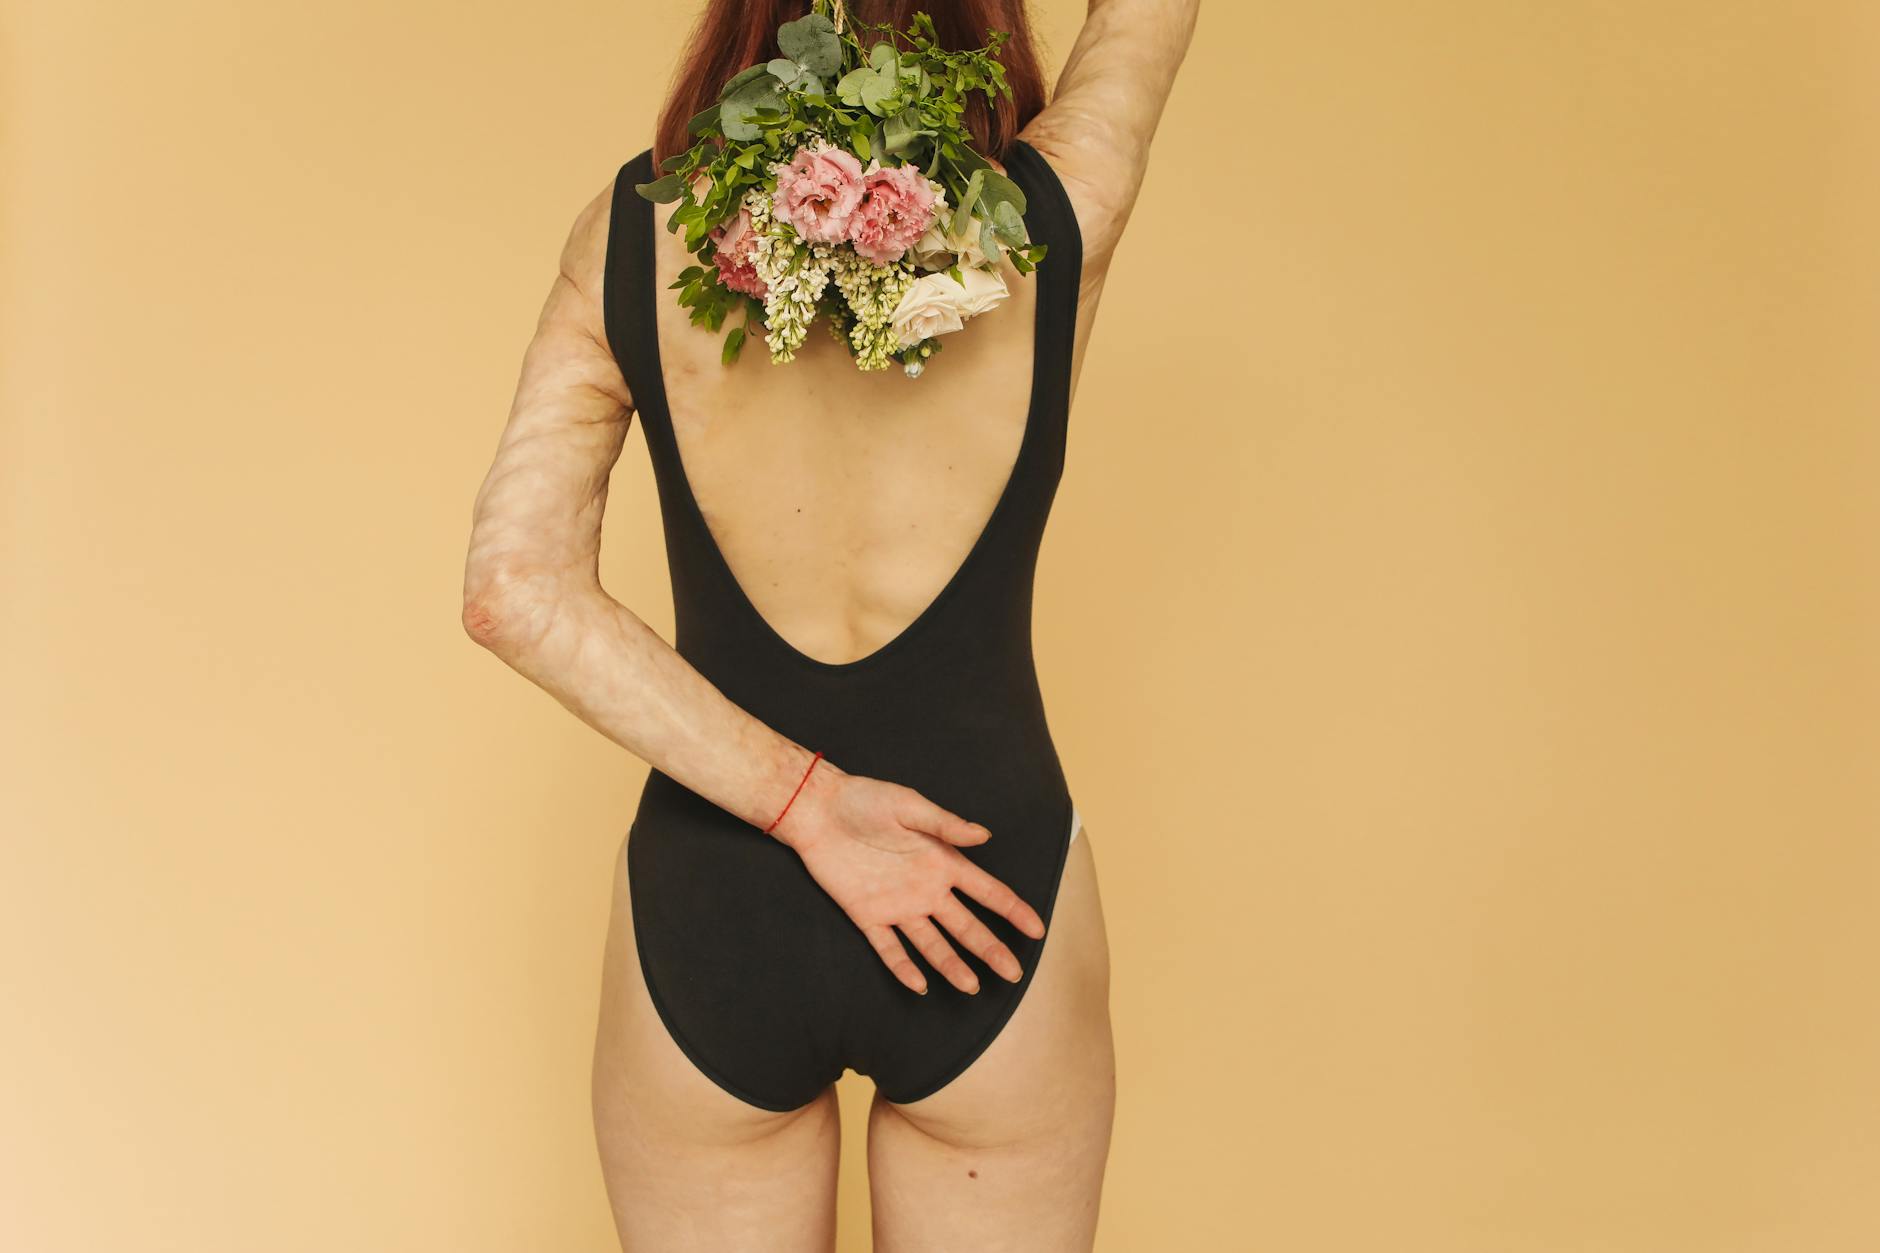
top-left (1003, 142), bottom-right (1082, 326)
top-left (999, 139), bottom-right (1084, 423)
top-left (601, 146), bottom-right (664, 425)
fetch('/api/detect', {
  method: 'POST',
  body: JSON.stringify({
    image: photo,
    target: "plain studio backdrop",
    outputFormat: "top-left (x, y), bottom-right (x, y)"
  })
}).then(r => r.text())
top-left (4, 2), bottom-right (1877, 1249)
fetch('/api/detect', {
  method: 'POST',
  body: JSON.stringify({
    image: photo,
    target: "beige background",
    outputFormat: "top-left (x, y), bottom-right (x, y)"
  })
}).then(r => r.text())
top-left (5, 1), bottom-right (1877, 1249)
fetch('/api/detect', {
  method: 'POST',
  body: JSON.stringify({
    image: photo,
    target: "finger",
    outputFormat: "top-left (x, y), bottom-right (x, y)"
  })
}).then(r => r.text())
top-left (899, 916), bottom-right (980, 995)
top-left (933, 894), bottom-right (1024, 983)
top-left (953, 859), bottom-right (1047, 940)
top-left (863, 923), bottom-right (928, 996)
top-left (901, 796), bottom-right (990, 847)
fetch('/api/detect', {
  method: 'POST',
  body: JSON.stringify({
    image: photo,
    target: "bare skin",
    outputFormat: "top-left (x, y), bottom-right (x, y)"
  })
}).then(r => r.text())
top-left (463, 1), bottom-right (1198, 1247)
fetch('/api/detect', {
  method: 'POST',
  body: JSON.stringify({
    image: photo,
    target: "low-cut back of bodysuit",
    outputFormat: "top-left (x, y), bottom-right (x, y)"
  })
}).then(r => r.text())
top-left (603, 138), bottom-right (1084, 1111)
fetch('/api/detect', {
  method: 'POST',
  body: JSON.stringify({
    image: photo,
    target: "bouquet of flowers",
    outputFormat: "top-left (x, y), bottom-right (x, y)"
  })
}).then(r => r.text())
top-left (636, 0), bottom-right (1046, 378)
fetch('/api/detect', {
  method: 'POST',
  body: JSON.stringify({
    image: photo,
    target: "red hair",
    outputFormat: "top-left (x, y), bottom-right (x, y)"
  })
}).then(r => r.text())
top-left (654, 2), bottom-right (1047, 169)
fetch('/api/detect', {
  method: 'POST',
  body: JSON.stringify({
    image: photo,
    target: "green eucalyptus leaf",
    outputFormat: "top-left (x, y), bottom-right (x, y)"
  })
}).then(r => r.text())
top-left (635, 172), bottom-right (685, 203)
top-left (719, 63), bottom-right (769, 100)
top-left (883, 107), bottom-right (920, 155)
top-left (976, 168), bottom-right (1028, 220)
top-left (871, 69), bottom-right (900, 113)
top-left (952, 168), bottom-right (984, 233)
top-left (720, 74), bottom-right (785, 141)
top-left (766, 57), bottom-right (802, 85)
top-left (947, 146), bottom-right (992, 177)
top-left (777, 13), bottom-right (841, 78)
top-left (870, 42), bottom-right (898, 72)
top-left (839, 52), bottom-right (905, 114)
top-left (835, 66), bottom-right (873, 106)
top-left (685, 104), bottom-right (720, 135)
top-left (989, 199), bottom-right (1027, 247)
top-left (727, 71), bottom-right (786, 106)
top-left (977, 222), bottom-right (1007, 263)
top-left (980, 221), bottom-right (1004, 265)
top-left (719, 102), bottom-right (761, 141)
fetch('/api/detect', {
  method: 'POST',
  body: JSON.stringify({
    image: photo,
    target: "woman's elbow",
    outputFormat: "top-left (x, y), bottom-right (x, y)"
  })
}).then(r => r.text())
top-left (460, 593), bottom-right (511, 650)
top-left (461, 561), bottom-right (560, 654)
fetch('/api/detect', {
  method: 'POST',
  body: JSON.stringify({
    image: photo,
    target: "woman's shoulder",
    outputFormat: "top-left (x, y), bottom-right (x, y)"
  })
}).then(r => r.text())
top-left (543, 168), bottom-right (635, 408)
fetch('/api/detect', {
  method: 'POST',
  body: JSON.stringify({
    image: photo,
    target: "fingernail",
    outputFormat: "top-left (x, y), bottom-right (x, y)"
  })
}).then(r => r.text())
top-left (917, 984), bottom-right (929, 996)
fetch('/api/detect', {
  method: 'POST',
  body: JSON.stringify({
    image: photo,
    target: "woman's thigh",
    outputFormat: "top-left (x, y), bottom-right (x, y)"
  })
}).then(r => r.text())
top-left (591, 834), bottom-right (841, 1253)
top-left (866, 825), bottom-right (1117, 1253)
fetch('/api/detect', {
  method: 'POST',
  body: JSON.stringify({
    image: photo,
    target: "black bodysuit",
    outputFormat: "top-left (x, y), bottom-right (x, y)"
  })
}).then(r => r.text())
top-left (603, 139), bottom-right (1084, 1111)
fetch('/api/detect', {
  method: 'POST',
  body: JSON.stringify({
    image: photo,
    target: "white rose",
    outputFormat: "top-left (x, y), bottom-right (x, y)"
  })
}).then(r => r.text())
top-left (890, 272), bottom-right (968, 348)
top-left (890, 267), bottom-right (1012, 349)
top-left (908, 212), bottom-right (992, 271)
top-left (952, 265), bottom-right (1009, 318)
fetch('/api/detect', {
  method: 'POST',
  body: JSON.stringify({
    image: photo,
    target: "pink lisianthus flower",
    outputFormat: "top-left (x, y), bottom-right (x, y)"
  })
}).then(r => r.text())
top-left (708, 205), bottom-right (766, 299)
top-left (847, 161), bottom-right (939, 265)
top-left (771, 142), bottom-right (866, 244)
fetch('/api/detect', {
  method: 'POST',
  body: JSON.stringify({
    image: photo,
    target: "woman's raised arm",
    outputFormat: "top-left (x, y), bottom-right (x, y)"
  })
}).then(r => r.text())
top-left (1018, 0), bottom-right (1202, 296)
top-left (459, 177), bottom-right (1045, 996)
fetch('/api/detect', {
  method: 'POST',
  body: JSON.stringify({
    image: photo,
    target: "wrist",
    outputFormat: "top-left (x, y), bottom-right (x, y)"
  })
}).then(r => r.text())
top-left (766, 751), bottom-right (843, 851)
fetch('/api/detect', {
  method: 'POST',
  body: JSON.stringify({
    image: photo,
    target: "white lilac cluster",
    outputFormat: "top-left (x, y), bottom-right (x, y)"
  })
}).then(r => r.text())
top-left (828, 252), bottom-right (917, 372)
top-left (746, 187), bottom-right (833, 365)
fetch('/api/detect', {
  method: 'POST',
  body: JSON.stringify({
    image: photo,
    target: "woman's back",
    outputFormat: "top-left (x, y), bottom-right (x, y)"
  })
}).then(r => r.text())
top-left (627, 144), bottom-right (1067, 668)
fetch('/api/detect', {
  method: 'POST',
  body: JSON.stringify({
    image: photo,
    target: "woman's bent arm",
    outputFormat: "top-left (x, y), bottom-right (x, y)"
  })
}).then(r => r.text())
top-left (459, 180), bottom-right (1045, 995)
top-left (459, 185), bottom-right (808, 834)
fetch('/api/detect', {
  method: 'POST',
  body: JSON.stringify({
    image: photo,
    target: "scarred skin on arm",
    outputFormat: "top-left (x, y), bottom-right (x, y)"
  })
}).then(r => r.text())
top-left (1021, 0), bottom-right (1202, 308)
top-left (460, 185), bottom-right (819, 834)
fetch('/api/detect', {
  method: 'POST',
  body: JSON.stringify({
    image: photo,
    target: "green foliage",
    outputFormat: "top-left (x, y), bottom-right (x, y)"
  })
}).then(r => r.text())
top-left (635, 0), bottom-right (1046, 366)
top-left (777, 13), bottom-right (842, 77)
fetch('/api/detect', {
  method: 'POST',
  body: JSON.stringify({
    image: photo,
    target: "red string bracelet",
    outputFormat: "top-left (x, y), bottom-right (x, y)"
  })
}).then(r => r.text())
top-left (763, 750), bottom-right (823, 835)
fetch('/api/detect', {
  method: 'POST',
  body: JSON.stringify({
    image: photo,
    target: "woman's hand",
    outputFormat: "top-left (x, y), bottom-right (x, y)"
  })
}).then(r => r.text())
top-left (770, 759), bottom-right (1047, 996)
